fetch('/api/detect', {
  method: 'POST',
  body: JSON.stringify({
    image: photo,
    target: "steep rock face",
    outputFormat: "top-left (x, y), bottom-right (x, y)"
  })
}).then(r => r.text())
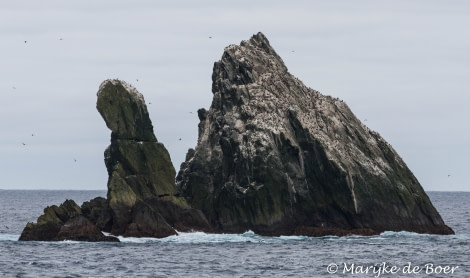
top-left (176, 32), bottom-right (453, 236)
top-left (97, 79), bottom-right (212, 237)
top-left (81, 197), bottom-right (113, 231)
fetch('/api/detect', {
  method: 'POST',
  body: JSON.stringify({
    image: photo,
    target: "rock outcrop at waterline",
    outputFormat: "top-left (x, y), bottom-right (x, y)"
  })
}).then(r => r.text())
top-left (176, 32), bottom-right (454, 236)
top-left (19, 80), bottom-right (212, 241)
top-left (19, 199), bottom-right (118, 242)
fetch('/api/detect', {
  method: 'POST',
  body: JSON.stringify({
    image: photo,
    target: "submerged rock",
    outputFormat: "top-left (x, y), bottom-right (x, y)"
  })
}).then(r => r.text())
top-left (176, 32), bottom-right (454, 236)
top-left (96, 79), bottom-right (212, 237)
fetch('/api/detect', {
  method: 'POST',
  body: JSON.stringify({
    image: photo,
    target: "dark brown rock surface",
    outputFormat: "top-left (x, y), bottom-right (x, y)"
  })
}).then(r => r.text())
top-left (176, 32), bottom-right (454, 236)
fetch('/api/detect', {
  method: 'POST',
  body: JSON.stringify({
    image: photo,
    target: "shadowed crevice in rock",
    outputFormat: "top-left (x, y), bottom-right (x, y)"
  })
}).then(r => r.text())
top-left (176, 32), bottom-right (454, 236)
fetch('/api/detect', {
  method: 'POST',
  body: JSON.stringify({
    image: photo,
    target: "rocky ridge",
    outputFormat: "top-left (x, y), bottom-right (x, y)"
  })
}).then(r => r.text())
top-left (176, 32), bottom-right (454, 236)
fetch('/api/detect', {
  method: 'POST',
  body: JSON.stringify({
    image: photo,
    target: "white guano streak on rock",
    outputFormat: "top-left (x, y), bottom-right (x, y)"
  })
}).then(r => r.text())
top-left (347, 168), bottom-right (358, 214)
top-left (286, 173), bottom-right (297, 203)
top-left (215, 34), bottom-right (396, 190)
top-left (99, 79), bottom-right (146, 106)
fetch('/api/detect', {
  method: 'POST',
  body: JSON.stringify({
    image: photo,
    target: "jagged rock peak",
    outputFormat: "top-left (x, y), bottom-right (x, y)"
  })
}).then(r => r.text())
top-left (97, 79), bottom-right (156, 142)
top-left (177, 32), bottom-right (454, 236)
top-left (213, 32), bottom-right (288, 94)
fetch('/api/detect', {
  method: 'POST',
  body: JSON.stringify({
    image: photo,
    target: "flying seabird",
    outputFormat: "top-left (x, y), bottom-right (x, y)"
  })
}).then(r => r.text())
top-left (22, 143), bottom-right (26, 146)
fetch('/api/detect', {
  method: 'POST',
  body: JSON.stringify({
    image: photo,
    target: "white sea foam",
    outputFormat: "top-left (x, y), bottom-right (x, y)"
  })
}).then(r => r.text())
top-left (0, 231), bottom-right (325, 243)
top-left (117, 230), bottom-right (269, 244)
top-left (3, 230), bottom-right (467, 243)
top-left (107, 230), bottom-right (324, 244)
top-left (0, 233), bottom-right (19, 241)
top-left (379, 231), bottom-right (421, 238)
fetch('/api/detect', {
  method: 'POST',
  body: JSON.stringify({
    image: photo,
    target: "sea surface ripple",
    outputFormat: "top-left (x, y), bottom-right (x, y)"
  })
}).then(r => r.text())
top-left (0, 190), bottom-right (468, 277)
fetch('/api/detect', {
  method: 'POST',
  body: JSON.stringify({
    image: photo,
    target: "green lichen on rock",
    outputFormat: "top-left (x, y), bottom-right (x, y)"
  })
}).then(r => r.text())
top-left (97, 79), bottom-right (212, 237)
top-left (97, 80), bottom-right (156, 141)
top-left (105, 140), bottom-right (177, 198)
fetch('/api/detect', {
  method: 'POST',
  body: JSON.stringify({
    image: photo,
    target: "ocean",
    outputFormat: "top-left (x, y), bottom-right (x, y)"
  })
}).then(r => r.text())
top-left (0, 190), bottom-right (468, 277)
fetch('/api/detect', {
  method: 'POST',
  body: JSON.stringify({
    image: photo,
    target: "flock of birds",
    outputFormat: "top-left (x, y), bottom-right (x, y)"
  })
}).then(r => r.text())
top-left (13, 36), bottom-right (453, 181)
top-left (16, 36), bottom-right (198, 162)
top-left (16, 37), bottom-right (76, 163)
top-left (19, 133), bottom-right (78, 163)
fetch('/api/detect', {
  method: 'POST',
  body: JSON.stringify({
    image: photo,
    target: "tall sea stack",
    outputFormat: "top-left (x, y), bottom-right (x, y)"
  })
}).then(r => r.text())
top-left (96, 79), bottom-right (211, 237)
top-left (176, 32), bottom-right (454, 236)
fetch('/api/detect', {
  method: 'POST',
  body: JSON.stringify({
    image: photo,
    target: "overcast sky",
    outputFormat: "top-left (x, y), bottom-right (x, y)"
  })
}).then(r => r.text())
top-left (1, 1), bottom-right (468, 191)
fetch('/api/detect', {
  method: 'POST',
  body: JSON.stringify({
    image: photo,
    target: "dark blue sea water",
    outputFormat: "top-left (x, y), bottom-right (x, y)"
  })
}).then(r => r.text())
top-left (0, 190), bottom-right (468, 277)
